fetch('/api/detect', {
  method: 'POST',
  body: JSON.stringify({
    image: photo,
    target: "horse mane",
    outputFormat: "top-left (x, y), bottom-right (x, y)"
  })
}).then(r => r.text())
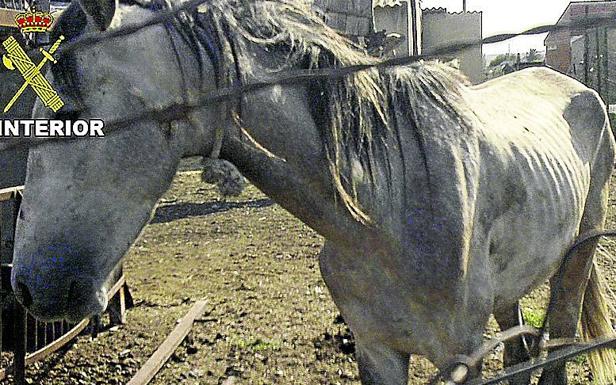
top-left (200, 0), bottom-right (472, 224)
top-left (55, 0), bottom-right (473, 225)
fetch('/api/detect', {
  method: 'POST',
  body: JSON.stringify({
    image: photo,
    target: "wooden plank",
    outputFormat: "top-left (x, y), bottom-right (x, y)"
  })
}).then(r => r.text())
top-left (0, 8), bottom-right (21, 28)
top-left (107, 274), bottom-right (126, 299)
top-left (127, 301), bottom-right (208, 385)
top-left (109, 285), bottom-right (126, 325)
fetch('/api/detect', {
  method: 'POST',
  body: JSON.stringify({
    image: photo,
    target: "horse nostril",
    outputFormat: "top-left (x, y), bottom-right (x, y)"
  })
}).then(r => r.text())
top-left (15, 282), bottom-right (33, 308)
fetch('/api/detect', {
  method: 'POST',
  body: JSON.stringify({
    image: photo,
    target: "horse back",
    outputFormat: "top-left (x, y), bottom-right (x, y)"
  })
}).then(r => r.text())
top-left (468, 67), bottom-right (616, 307)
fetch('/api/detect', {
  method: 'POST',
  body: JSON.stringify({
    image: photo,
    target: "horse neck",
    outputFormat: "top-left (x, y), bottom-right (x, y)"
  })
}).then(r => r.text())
top-left (218, 56), bottom-right (384, 250)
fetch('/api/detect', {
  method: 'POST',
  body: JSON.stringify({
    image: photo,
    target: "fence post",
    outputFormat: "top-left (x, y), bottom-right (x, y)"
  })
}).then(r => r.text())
top-left (584, 5), bottom-right (590, 85)
top-left (602, 27), bottom-right (609, 106)
top-left (14, 304), bottom-right (26, 385)
top-left (0, 190), bottom-right (20, 357)
top-left (596, 27), bottom-right (602, 99)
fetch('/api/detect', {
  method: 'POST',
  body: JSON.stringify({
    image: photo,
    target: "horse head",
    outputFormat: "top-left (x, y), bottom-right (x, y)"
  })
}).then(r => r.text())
top-left (11, 0), bottom-right (221, 321)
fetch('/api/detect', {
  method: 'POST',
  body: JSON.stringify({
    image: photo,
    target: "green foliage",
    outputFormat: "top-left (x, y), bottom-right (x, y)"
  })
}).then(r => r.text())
top-left (230, 336), bottom-right (281, 351)
top-left (526, 48), bottom-right (540, 62)
top-left (523, 308), bottom-right (545, 329)
top-left (573, 353), bottom-right (587, 365)
top-left (609, 113), bottom-right (616, 130)
top-left (489, 53), bottom-right (516, 68)
top-left (490, 54), bottom-right (509, 67)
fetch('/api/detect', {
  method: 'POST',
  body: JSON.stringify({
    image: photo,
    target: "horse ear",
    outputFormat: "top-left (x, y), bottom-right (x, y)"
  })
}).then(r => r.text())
top-left (77, 0), bottom-right (118, 31)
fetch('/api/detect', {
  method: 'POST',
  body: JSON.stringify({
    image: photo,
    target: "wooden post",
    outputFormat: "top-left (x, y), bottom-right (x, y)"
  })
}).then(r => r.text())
top-left (0, 268), bottom-right (3, 355)
top-left (584, 5), bottom-right (590, 86)
top-left (603, 27), bottom-right (609, 105)
top-left (108, 274), bottom-right (128, 325)
top-left (90, 315), bottom-right (101, 338)
top-left (0, 199), bottom-right (18, 265)
top-left (410, 0), bottom-right (418, 55)
top-left (596, 27), bottom-right (602, 99)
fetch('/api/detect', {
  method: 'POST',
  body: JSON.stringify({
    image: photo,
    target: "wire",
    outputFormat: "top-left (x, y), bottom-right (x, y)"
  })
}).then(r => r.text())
top-left (4, 4), bottom-right (616, 151)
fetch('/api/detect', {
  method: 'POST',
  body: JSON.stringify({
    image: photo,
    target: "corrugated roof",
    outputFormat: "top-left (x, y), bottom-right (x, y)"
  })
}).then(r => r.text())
top-left (422, 6), bottom-right (482, 14)
top-left (373, 0), bottom-right (404, 8)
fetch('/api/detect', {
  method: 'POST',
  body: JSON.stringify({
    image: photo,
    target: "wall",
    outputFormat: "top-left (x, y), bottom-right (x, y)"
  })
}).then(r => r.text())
top-left (545, 1), bottom-right (616, 75)
top-left (373, 0), bottom-right (422, 57)
top-left (422, 8), bottom-right (483, 84)
top-left (312, 0), bottom-right (373, 36)
top-left (545, 40), bottom-right (572, 74)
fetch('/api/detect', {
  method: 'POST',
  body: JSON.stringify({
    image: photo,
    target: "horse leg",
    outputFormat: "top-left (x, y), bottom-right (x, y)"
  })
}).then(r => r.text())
top-left (537, 270), bottom-right (590, 385)
top-left (539, 173), bottom-right (613, 385)
top-left (494, 302), bottom-right (531, 385)
top-left (318, 242), bottom-right (411, 385)
top-left (355, 341), bottom-right (410, 385)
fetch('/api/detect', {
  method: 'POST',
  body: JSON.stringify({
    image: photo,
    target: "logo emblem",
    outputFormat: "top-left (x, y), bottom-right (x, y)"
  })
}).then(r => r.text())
top-left (2, 9), bottom-right (64, 113)
top-left (15, 10), bottom-right (54, 33)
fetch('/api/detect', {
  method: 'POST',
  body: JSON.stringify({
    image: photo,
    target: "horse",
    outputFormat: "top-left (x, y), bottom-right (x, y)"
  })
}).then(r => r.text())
top-left (8, 0), bottom-right (616, 384)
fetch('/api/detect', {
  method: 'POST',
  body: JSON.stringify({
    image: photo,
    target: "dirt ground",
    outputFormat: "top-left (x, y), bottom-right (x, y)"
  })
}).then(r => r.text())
top-left (2, 158), bottom-right (616, 385)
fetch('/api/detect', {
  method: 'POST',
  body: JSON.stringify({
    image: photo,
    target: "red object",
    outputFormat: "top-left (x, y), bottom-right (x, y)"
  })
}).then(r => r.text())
top-left (15, 11), bottom-right (54, 30)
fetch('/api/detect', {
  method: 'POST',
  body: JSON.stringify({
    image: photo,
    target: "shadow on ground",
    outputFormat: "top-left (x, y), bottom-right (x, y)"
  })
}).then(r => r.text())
top-left (150, 199), bottom-right (274, 224)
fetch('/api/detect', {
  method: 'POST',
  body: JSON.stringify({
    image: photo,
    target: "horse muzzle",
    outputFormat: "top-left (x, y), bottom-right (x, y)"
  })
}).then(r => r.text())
top-left (11, 271), bottom-right (107, 322)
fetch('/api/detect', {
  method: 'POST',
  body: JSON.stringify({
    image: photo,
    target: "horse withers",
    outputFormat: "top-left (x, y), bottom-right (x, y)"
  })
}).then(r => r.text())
top-left (8, 0), bottom-right (616, 384)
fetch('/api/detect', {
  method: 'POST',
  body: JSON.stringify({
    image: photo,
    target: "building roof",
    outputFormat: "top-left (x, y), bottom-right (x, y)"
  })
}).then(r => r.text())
top-left (373, 0), bottom-right (404, 7)
top-left (422, 7), bottom-right (481, 15)
top-left (544, 1), bottom-right (616, 45)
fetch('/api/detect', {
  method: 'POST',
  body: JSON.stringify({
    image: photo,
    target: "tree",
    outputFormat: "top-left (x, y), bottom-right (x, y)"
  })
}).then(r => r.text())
top-left (489, 53), bottom-right (515, 68)
top-left (526, 48), bottom-right (540, 62)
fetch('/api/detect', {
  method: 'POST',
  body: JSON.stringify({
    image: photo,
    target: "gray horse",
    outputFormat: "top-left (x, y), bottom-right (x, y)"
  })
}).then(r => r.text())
top-left (8, 0), bottom-right (616, 384)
